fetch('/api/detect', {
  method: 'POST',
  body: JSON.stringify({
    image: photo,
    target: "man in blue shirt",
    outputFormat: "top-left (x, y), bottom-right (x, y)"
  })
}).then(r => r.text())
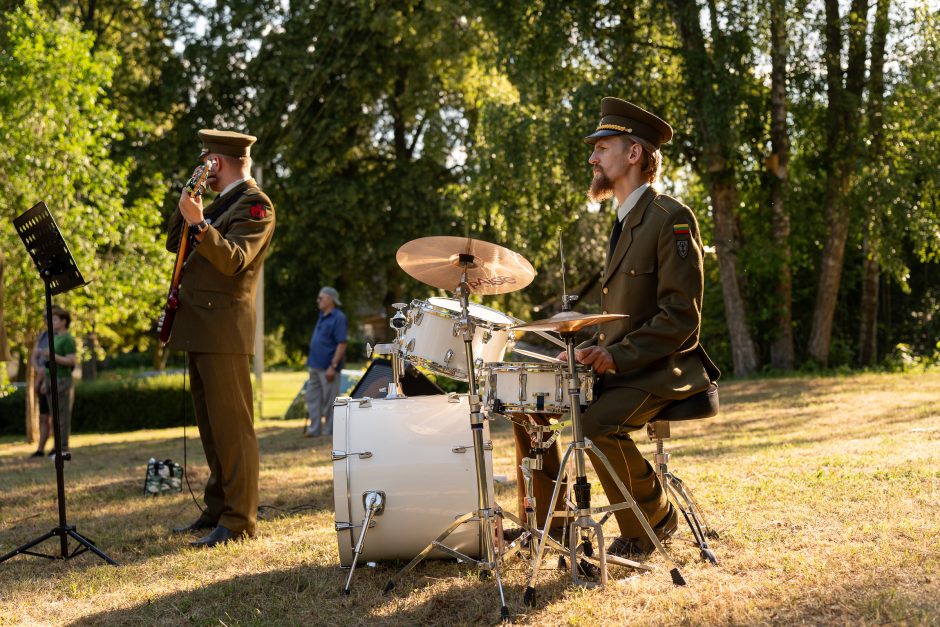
top-left (305, 286), bottom-right (348, 437)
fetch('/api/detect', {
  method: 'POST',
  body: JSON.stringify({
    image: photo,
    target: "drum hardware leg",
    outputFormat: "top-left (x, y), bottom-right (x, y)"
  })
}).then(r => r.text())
top-left (666, 472), bottom-right (718, 564)
top-left (649, 421), bottom-right (718, 564)
top-left (384, 511), bottom-right (477, 594)
top-left (343, 491), bottom-right (385, 595)
top-left (584, 437), bottom-right (687, 585)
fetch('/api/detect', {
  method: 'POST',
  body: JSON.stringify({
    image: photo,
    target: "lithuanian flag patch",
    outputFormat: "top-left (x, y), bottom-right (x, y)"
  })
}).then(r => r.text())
top-left (674, 223), bottom-right (691, 259)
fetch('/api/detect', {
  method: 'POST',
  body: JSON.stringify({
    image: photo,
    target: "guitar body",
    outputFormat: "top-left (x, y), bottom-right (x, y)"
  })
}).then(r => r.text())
top-left (157, 287), bottom-right (181, 344)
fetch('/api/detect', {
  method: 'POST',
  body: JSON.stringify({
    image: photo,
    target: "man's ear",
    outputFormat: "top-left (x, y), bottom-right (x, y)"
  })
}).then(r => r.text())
top-left (627, 142), bottom-right (643, 164)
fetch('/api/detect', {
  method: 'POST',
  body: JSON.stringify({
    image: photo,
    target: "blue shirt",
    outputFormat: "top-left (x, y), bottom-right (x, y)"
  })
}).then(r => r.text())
top-left (307, 308), bottom-right (348, 370)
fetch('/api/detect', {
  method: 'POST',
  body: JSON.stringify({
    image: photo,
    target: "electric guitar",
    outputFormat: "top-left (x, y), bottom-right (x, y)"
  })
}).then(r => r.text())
top-left (156, 160), bottom-right (213, 344)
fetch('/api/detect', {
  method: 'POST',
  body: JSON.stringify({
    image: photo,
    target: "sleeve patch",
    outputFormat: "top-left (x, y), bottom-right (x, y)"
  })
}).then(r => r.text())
top-left (249, 203), bottom-right (267, 220)
top-left (674, 223), bottom-right (691, 259)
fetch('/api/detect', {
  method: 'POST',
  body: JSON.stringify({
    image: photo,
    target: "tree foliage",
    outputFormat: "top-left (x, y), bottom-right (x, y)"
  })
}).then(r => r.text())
top-left (0, 0), bottom-right (169, 359)
top-left (1, 0), bottom-right (938, 376)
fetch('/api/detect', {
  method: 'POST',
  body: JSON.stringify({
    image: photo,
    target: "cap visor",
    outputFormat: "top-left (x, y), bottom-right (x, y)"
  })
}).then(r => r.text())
top-left (583, 129), bottom-right (625, 145)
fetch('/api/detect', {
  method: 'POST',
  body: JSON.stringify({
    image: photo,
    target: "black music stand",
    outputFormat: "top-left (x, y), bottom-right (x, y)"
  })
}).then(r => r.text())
top-left (0, 201), bottom-right (117, 566)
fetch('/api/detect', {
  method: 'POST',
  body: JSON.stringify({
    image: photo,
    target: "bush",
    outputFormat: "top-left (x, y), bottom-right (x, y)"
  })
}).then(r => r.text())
top-left (0, 374), bottom-right (192, 435)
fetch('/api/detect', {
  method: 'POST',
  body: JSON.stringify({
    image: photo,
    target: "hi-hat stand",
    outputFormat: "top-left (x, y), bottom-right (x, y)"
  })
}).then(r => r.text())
top-left (513, 301), bottom-right (685, 607)
top-left (384, 262), bottom-right (510, 622)
top-left (1, 201), bottom-right (117, 566)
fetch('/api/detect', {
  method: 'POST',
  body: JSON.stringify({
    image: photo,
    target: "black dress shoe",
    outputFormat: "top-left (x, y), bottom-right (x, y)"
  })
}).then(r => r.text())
top-left (191, 525), bottom-right (241, 548)
top-left (607, 504), bottom-right (679, 560)
top-left (172, 518), bottom-right (216, 534)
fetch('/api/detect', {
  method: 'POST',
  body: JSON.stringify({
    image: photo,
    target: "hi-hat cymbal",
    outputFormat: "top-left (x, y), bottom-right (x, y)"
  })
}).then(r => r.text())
top-left (511, 311), bottom-right (628, 333)
top-left (396, 236), bottom-right (536, 295)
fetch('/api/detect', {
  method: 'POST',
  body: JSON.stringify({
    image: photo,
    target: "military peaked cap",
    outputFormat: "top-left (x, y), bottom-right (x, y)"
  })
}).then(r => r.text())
top-left (198, 129), bottom-right (257, 157)
top-left (584, 97), bottom-right (673, 147)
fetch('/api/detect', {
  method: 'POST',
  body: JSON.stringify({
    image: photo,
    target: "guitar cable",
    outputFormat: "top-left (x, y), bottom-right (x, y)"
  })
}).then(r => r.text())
top-left (179, 353), bottom-right (207, 517)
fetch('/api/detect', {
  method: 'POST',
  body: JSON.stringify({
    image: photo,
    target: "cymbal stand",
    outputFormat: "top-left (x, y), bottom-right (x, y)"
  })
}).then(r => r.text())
top-left (522, 324), bottom-right (686, 608)
top-left (385, 261), bottom-right (510, 622)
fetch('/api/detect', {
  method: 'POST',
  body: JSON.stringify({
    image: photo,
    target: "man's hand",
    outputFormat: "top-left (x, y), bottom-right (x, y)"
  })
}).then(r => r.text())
top-left (573, 346), bottom-right (616, 375)
top-left (178, 188), bottom-right (205, 225)
top-left (325, 365), bottom-right (337, 382)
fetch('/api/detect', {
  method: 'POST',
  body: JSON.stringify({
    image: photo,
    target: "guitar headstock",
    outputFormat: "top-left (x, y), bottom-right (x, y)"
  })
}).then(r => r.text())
top-left (184, 159), bottom-right (214, 197)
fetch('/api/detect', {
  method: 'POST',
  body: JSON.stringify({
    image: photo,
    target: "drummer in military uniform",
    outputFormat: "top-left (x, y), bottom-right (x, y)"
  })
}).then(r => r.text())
top-left (563, 98), bottom-right (720, 559)
top-left (166, 129), bottom-right (276, 547)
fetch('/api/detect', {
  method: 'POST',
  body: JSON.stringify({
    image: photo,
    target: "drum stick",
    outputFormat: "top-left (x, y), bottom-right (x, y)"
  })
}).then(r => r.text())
top-left (510, 347), bottom-right (565, 363)
top-left (505, 314), bottom-right (567, 350)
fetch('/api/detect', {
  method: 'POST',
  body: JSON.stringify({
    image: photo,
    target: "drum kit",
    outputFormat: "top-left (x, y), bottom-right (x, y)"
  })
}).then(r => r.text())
top-left (332, 235), bottom-right (686, 617)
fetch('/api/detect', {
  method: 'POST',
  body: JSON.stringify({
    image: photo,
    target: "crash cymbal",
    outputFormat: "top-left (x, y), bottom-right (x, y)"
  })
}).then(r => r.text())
top-left (511, 311), bottom-right (628, 333)
top-left (396, 236), bottom-right (536, 295)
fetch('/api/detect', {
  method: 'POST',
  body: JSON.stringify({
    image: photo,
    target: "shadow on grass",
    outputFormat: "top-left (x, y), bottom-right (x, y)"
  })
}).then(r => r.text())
top-left (64, 557), bottom-right (572, 626)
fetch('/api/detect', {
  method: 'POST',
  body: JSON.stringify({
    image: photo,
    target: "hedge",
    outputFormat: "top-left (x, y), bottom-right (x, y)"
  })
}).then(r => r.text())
top-left (0, 375), bottom-right (192, 435)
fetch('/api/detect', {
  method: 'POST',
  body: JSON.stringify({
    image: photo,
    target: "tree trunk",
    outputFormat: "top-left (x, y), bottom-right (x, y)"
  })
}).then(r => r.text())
top-left (709, 171), bottom-right (759, 376)
top-left (25, 358), bottom-right (39, 444)
top-left (0, 252), bottom-right (8, 362)
top-left (666, 0), bottom-right (760, 376)
top-left (858, 242), bottom-right (880, 364)
top-left (858, 0), bottom-right (891, 366)
top-left (768, 0), bottom-right (794, 370)
top-left (807, 0), bottom-right (870, 365)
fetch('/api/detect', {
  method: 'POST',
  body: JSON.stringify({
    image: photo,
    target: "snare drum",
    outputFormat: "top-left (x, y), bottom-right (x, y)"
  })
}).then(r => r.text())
top-left (332, 394), bottom-right (495, 565)
top-left (482, 362), bottom-right (594, 415)
top-left (400, 297), bottom-right (513, 381)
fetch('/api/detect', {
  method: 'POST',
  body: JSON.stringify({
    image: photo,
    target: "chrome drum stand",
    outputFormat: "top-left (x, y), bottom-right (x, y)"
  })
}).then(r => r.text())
top-left (511, 308), bottom-right (688, 607)
top-left (383, 269), bottom-right (510, 620)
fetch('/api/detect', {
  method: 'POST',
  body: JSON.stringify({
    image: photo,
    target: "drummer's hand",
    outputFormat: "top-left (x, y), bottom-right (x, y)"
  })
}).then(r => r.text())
top-left (577, 346), bottom-right (616, 375)
top-left (178, 188), bottom-right (204, 225)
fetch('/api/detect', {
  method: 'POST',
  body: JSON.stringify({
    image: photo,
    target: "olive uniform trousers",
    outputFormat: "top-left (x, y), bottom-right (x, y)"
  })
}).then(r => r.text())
top-left (188, 352), bottom-right (259, 535)
top-left (581, 385), bottom-right (672, 538)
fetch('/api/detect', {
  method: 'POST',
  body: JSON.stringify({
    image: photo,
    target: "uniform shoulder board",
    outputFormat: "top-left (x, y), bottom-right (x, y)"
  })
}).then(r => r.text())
top-left (652, 194), bottom-right (685, 215)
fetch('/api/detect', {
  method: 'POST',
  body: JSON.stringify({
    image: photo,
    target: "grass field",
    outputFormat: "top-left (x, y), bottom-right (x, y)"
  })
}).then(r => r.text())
top-left (0, 370), bottom-right (938, 625)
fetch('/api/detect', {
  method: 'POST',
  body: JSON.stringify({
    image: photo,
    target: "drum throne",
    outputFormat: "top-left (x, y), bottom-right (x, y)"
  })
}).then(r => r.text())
top-left (646, 382), bottom-right (721, 564)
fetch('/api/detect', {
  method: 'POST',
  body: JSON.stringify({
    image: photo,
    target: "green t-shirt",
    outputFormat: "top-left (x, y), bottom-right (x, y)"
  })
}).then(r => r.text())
top-left (46, 332), bottom-right (76, 379)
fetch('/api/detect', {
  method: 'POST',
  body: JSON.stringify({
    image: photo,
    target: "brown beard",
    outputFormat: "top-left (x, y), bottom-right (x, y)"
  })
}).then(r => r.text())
top-left (588, 170), bottom-right (614, 202)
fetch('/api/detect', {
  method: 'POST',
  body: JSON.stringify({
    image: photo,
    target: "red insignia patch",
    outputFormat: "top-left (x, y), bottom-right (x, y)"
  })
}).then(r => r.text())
top-left (249, 203), bottom-right (266, 220)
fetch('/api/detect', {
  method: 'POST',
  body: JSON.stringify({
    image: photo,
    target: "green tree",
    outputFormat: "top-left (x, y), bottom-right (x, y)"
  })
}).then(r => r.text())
top-left (0, 2), bottom-right (169, 385)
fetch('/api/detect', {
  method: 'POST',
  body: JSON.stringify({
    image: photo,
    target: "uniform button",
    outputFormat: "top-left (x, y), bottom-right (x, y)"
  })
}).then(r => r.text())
top-left (599, 333), bottom-right (606, 341)
top-left (602, 287), bottom-right (609, 295)
top-left (208, 301), bottom-right (212, 307)
top-left (630, 269), bottom-right (636, 275)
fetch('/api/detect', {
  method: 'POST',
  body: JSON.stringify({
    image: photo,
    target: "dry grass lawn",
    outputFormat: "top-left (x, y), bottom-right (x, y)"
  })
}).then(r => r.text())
top-left (1, 370), bottom-right (938, 625)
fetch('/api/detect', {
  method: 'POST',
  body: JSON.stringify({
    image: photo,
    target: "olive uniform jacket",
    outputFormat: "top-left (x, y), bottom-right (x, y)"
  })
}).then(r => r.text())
top-left (590, 187), bottom-right (719, 400)
top-left (165, 179), bottom-right (275, 355)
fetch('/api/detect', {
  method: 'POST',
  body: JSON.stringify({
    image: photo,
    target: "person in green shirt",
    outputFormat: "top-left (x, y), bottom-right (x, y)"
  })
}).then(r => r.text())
top-left (39, 306), bottom-right (77, 457)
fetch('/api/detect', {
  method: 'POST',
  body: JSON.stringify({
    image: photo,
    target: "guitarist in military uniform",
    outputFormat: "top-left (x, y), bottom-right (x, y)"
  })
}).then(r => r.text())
top-left (564, 98), bottom-right (720, 560)
top-left (166, 129), bottom-right (275, 548)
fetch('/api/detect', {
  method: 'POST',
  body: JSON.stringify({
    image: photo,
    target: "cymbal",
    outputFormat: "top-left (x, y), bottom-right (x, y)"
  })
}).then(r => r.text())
top-left (511, 311), bottom-right (628, 333)
top-left (396, 236), bottom-right (536, 295)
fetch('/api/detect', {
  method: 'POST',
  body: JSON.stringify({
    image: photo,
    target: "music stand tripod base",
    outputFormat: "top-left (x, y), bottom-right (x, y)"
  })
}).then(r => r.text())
top-left (1, 202), bottom-right (118, 567)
